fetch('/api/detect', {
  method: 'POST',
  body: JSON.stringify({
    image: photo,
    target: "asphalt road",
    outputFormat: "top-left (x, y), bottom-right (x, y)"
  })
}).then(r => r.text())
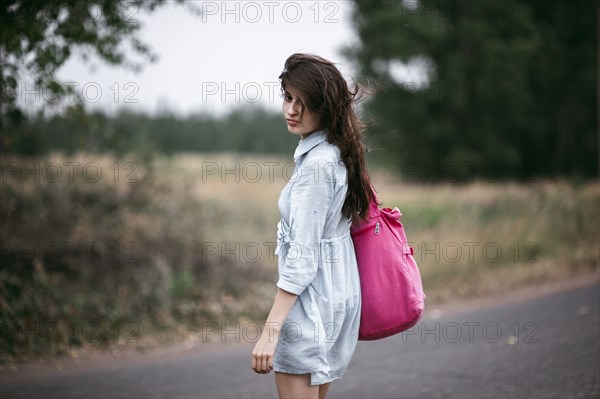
top-left (1, 280), bottom-right (599, 399)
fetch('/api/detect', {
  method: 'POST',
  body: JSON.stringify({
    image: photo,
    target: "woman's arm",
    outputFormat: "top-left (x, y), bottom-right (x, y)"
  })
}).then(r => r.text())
top-left (251, 288), bottom-right (297, 374)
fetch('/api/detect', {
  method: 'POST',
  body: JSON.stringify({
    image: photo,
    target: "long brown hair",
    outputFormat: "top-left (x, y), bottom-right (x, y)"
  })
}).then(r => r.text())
top-left (278, 53), bottom-right (376, 224)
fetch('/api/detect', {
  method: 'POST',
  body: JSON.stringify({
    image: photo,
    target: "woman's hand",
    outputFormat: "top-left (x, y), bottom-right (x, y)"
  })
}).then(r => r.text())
top-left (251, 326), bottom-right (279, 374)
top-left (251, 288), bottom-right (297, 374)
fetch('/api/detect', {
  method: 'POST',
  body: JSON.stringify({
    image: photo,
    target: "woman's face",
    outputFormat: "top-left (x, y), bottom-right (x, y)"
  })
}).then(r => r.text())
top-left (282, 86), bottom-right (320, 139)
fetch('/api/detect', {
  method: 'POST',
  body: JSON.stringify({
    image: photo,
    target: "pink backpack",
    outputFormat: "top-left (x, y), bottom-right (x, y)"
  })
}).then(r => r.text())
top-left (350, 187), bottom-right (425, 340)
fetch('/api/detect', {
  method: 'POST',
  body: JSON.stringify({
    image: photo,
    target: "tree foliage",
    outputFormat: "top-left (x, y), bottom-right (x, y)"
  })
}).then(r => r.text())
top-left (0, 0), bottom-right (187, 117)
top-left (347, 0), bottom-right (597, 180)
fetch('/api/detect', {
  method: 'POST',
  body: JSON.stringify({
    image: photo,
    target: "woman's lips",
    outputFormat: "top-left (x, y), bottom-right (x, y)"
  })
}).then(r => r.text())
top-left (286, 119), bottom-right (300, 126)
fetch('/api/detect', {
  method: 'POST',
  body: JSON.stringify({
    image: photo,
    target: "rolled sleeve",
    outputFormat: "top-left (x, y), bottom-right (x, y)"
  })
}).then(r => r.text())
top-left (276, 157), bottom-right (337, 295)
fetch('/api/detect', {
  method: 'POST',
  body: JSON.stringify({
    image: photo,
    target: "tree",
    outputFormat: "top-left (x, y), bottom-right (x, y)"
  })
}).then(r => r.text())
top-left (0, 0), bottom-right (193, 117)
top-left (346, 0), bottom-right (597, 180)
top-left (0, 0), bottom-right (201, 152)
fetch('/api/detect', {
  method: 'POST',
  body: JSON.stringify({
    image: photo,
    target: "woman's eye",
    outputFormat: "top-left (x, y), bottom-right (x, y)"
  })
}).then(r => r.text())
top-left (284, 94), bottom-right (293, 102)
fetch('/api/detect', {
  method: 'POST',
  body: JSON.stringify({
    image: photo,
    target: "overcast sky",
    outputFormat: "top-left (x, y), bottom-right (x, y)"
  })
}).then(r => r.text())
top-left (55, 1), bottom-right (358, 117)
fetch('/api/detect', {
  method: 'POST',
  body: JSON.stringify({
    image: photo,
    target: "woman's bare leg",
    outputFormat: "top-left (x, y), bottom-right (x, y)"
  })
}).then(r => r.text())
top-left (275, 372), bottom-right (318, 399)
top-left (319, 382), bottom-right (331, 399)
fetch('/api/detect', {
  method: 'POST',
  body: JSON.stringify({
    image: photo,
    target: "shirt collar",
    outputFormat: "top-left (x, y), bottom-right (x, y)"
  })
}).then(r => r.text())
top-left (293, 128), bottom-right (328, 163)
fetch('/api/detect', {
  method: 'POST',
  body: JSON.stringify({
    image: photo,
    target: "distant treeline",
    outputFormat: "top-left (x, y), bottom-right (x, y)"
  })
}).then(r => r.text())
top-left (0, 106), bottom-right (299, 158)
top-left (0, 102), bottom-right (597, 181)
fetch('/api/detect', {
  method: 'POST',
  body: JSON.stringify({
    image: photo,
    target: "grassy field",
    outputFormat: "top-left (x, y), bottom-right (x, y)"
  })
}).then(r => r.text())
top-left (1, 152), bottom-right (598, 362)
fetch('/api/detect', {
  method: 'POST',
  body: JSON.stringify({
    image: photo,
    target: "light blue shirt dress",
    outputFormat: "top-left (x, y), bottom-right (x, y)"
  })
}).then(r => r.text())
top-left (273, 128), bottom-right (362, 386)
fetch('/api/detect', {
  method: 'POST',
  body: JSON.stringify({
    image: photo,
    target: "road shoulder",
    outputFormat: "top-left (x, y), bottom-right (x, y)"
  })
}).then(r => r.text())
top-left (1, 270), bottom-right (598, 383)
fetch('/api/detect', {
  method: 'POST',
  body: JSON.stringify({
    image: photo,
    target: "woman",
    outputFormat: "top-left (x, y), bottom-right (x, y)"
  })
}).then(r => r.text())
top-left (251, 53), bottom-right (376, 399)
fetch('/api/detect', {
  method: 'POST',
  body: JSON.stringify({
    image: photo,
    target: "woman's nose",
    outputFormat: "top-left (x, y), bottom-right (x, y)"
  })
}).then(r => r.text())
top-left (286, 101), bottom-right (299, 117)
